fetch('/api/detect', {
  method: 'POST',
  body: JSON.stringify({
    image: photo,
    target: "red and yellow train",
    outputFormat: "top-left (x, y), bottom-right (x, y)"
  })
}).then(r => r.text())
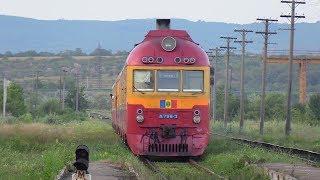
top-left (111, 19), bottom-right (211, 157)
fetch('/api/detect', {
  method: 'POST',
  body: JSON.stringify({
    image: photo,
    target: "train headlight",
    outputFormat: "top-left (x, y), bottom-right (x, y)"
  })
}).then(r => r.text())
top-left (136, 115), bottom-right (144, 123)
top-left (142, 57), bottom-right (148, 63)
top-left (193, 116), bottom-right (201, 124)
top-left (161, 36), bottom-right (176, 52)
top-left (148, 57), bottom-right (155, 63)
top-left (189, 58), bottom-right (196, 64)
top-left (174, 57), bottom-right (182, 64)
top-left (137, 109), bottom-right (143, 115)
top-left (194, 110), bottom-right (200, 116)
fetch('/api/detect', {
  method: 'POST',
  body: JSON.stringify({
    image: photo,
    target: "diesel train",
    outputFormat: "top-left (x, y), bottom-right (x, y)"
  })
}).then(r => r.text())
top-left (111, 19), bottom-right (211, 157)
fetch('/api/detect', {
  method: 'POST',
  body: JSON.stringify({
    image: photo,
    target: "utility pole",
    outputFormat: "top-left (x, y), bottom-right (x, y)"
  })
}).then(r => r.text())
top-left (34, 71), bottom-right (39, 110)
top-left (256, 18), bottom-right (278, 135)
top-left (61, 67), bottom-right (69, 110)
top-left (228, 65), bottom-right (233, 90)
top-left (206, 51), bottom-right (215, 121)
top-left (220, 37), bottom-right (237, 128)
top-left (234, 29), bottom-right (253, 132)
top-left (209, 47), bottom-right (223, 122)
top-left (76, 73), bottom-right (79, 112)
top-left (73, 64), bottom-right (81, 112)
top-left (281, 0), bottom-right (306, 136)
top-left (59, 70), bottom-right (63, 110)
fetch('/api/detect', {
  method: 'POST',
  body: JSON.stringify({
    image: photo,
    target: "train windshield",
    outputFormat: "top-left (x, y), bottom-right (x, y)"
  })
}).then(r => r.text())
top-left (157, 70), bottom-right (180, 92)
top-left (183, 71), bottom-right (204, 92)
top-left (133, 70), bottom-right (154, 91)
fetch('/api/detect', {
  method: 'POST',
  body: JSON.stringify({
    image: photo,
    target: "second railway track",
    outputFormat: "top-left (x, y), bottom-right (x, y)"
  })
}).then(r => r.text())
top-left (213, 132), bottom-right (320, 164)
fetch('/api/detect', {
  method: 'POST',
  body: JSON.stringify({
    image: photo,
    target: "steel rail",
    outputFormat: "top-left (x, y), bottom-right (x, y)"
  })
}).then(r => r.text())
top-left (140, 157), bottom-right (168, 180)
top-left (212, 133), bottom-right (320, 163)
top-left (188, 159), bottom-right (225, 179)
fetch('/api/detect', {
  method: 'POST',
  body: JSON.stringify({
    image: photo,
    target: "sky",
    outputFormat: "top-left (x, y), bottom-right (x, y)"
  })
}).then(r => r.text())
top-left (0, 0), bottom-right (319, 23)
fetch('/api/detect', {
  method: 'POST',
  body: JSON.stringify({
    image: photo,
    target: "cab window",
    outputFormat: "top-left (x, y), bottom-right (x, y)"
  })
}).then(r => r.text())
top-left (157, 70), bottom-right (180, 92)
top-left (133, 70), bottom-right (154, 91)
top-left (183, 70), bottom-right (204, 92)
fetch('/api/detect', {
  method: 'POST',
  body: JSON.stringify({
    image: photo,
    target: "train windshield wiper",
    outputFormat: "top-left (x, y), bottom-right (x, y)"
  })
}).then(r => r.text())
top-left (133, 85), bottom-right (145, 94)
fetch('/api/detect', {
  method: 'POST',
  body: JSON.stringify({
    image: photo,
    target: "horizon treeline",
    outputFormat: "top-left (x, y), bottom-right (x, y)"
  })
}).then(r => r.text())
top-left (0, 47), bottom-right (129, 58)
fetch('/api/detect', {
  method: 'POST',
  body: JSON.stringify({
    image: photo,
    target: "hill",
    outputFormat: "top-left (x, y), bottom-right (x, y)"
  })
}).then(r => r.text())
top-left (1, 15), bottom-right (320, 53)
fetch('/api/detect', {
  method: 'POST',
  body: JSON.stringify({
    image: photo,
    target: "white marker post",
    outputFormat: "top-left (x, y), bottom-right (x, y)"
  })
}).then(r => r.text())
top-left (3, 77), bottom-right (9, 118)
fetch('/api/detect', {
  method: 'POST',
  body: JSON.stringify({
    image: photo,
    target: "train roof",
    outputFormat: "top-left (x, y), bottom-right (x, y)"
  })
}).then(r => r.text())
top-left (125, 29), bottom-right (210, 67)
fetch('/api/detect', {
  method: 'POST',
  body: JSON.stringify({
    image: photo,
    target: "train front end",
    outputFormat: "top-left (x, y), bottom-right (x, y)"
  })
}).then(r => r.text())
top-left (125, 20), bottom-right (211, 157)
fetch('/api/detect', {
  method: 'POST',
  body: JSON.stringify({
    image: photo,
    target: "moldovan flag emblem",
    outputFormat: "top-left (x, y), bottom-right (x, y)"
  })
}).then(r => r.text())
top-left (160, 100), bottom-right (177, 109)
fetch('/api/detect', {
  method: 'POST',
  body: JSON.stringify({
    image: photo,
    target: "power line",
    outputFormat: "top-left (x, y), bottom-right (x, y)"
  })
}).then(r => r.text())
top-left (234, 29), bottom-right (253, 132)
top-left (256, 18), bottom-right (278, 135)
top-left (280, 0), bottom-right (306, 136)
top-left (220, 36), bottom-right (237, 128)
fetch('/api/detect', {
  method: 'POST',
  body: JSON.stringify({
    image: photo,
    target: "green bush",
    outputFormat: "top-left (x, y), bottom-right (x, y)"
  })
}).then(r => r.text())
top-left (245, 93), bottom-right (286, 121)
top-left (216, 86), bottom-right (240, 120)
top-left (18, 113), bottom-right (33, 123)
top-left (0, 83), bottom-right (27, 117)
top-left (308, 94), bottom-right (320, 122)
top-left (39, 99), bottom-right (61, 115)
top-left (44, 111), bottom-right (87, 124)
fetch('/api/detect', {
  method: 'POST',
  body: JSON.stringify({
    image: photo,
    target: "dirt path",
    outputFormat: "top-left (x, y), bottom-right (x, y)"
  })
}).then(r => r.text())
top-left (60, 161), bottom-right (136, 180)
top-left (262, 163), bottom-right (320, 180)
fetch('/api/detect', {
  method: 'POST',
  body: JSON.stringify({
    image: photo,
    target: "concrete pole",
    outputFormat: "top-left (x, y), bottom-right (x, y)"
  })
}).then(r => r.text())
top-left (76, 73), bottom-right (79, 112)
top-left (3, 76), bottom-right (7, 118)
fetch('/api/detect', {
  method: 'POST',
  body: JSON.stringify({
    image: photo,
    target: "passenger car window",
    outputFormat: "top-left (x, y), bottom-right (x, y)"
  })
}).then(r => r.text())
top-left (183, 71), bottom-right (204, 92)
top-left (157, 70), bottom-right (180, 92)
top-left (133, 70), bottom-right (154, 91)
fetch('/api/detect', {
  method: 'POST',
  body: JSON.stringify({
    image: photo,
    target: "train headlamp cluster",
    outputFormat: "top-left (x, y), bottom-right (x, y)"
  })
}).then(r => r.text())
top-left (174, 57), bottom-right (196, 65)
top-left (136, 109), bottom-right (144, 123)
top-left (193, 110), bottom-right (201, 124)
top-left (142, 57), bottom-right (164, 64)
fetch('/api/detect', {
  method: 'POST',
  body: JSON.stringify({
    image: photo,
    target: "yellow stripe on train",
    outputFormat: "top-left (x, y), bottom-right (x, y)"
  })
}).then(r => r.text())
top-left (127, 98), bottom-right (209, 109)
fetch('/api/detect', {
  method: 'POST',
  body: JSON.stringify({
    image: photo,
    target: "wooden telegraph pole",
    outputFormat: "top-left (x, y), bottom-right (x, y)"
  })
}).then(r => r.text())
top-left (234, 29), bottom-right (253, 132)
top-left (220, 37), bottom-right (237, 128)
top-left (256, 18), bottom-right (278, 135)
top-left (281, 0), bottom-right (306, 136)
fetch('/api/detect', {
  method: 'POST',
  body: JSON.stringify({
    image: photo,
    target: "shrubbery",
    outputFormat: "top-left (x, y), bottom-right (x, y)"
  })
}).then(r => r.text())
top-left (215, 88), bottom-right (320, 126)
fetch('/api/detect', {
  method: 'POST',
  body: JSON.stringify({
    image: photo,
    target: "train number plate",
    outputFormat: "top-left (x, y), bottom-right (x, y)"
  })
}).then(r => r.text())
top-left (159, 114), bottom-right (178, 119)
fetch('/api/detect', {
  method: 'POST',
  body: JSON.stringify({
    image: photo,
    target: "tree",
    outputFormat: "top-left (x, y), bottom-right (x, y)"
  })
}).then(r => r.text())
top-left (90, 43), bottom-right (112, 56)
top-left (216, 86), bottom-right (240, 120)
top-left (74, 48), bottom-right (87, 56)
top-left (40, 99), bottom-right (61, 115)
top-left (308, 94), bottom-right (320, 121)
top-left (65, 83), bottom-right (89, 111)
top-left (4, 51), bottom-right (13, 57)
top-left (6, 83), bottom-right (27, 117)
top-left (91, 93), bottom-right (110, 110)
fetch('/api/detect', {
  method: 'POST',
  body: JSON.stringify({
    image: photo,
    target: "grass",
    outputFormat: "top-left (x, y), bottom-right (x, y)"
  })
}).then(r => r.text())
top-left (0, 120), bottom-right (152, 179)
top-left (201, 136), bottom-right (303, 179)
top-left (0, 119), bottom-right (309, 180)
top-left (212, 120), bottom-right (320, 152)
top-left (155, 136), bottom-right (302, 180)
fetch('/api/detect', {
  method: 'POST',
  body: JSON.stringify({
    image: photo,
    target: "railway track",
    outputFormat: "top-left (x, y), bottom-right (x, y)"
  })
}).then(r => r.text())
top-left (139, 157), bottom-right (225, 179)
top-left (139, 157), bottom-right (168, 180)
top-left (88, 112), bottom-right (110, 121)
top-left (213, 132), bottom-right (320, 164)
